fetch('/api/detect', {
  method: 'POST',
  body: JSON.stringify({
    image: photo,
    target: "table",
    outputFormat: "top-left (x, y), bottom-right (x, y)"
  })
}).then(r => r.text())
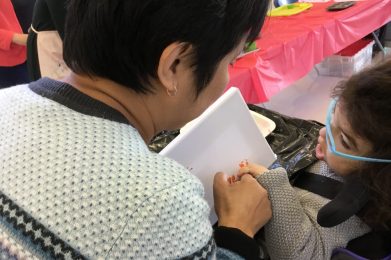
top-left (227, 0), bottom-right (391, 104)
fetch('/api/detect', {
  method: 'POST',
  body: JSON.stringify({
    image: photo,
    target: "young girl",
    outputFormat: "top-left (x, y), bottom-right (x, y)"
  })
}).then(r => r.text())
top-left (230, 59), bottom-right (391, 259)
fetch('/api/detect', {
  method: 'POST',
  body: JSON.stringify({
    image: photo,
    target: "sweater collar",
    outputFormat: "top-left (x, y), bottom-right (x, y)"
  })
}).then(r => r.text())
top-left (28, 77), bottom-right (129, 124)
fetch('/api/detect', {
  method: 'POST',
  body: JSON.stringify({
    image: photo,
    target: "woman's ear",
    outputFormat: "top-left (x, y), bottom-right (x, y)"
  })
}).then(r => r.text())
top-left (157, 42), bottom-right (190, 96)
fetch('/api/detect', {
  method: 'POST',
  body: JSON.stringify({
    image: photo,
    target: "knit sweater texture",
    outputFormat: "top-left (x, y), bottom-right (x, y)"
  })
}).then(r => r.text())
top-left (0, 79), bottom-right (245, 259)
top-left (257, 162), bottom-right (371, 259)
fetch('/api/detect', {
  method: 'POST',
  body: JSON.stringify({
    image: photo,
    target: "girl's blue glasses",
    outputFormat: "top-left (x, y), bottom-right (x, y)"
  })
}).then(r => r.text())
top-left (325, 99), bottom-right (391, 163)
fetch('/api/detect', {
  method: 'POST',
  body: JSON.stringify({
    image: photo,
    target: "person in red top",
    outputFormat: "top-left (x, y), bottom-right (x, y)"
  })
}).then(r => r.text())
top-left (0, 0), bottom-right (29, 88)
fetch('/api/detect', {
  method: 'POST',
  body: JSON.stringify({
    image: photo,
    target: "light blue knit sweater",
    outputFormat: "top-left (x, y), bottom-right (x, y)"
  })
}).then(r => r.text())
top-left (0, 81), bottom-right (245, 259)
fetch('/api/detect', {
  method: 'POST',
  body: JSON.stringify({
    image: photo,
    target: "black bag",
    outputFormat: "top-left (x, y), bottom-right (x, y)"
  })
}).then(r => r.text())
top-left (247, 104), bottom-right (323, 178)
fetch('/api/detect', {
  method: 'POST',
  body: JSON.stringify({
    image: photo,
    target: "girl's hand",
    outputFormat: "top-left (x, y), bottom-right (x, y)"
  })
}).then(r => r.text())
top-left (236, 160), bottom-right (268, 179)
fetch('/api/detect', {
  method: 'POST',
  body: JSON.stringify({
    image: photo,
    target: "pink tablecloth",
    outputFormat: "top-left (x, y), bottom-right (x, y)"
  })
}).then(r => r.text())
top-left (227, 0), bottom-right (391, 104)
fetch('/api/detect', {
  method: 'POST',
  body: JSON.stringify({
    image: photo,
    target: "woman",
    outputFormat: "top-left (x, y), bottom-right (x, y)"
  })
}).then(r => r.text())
top-left (27, 0), bottom-right (68, 81)
top-left (0, 0), bottom-right (271, 259)
top-left (0, 0), bottom-right (29, 88)
top-left (237, 59), bottom-right (391, 259)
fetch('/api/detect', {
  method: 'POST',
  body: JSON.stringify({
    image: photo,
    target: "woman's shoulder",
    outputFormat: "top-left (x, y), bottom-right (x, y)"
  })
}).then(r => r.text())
top-left (142, 150), bottom-right (204, 191)
top-left (100, 150), bottom-right (212, 259)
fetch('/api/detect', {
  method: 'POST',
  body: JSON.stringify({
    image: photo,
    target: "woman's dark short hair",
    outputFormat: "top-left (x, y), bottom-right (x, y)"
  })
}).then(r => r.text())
top-left (63, 0), bottom-right (269, 96)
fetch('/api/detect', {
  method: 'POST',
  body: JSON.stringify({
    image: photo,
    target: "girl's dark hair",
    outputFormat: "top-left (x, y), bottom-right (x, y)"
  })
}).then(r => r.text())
top-left (63, 0), bottom-right (269, 96)
top-left (332, 59), bottom-right (391, 230)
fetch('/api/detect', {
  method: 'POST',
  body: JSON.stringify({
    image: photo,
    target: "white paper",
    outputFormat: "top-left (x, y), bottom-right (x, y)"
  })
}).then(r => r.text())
top-left (160, 88), bottom-right (277, 223)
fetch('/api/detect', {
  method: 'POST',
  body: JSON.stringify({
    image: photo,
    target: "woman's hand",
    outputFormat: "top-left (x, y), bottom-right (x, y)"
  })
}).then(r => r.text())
top-left (12, 33), bottom-right (28, 46)
top-left (213, 172), bottom-right (272, 238)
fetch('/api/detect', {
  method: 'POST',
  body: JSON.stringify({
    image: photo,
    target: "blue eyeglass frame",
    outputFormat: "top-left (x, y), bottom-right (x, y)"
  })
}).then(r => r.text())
top-left (325, 98), bottom-right (391, 163)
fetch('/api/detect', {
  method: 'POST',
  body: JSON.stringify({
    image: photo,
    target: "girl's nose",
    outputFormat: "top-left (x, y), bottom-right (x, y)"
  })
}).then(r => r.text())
top-left (319, 127), bottom-right (326, 138)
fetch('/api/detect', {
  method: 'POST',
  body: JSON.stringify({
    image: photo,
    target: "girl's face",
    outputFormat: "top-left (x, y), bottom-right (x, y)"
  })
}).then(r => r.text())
top-left (315, 102), bottom-right (373, 176)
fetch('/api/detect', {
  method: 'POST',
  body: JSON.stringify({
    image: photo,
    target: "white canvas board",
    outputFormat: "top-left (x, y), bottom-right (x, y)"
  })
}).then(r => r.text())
top-left (160, 87), bottom-right (277, 223)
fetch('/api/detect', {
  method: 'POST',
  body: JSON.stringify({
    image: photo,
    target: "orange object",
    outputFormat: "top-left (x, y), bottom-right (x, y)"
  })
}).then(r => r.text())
top-left (0, 0), bottom-right (26, 66)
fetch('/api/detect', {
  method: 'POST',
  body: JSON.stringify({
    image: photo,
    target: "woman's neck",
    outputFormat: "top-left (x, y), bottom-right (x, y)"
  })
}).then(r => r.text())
top-left (63, 73), bottom-right (157, 143)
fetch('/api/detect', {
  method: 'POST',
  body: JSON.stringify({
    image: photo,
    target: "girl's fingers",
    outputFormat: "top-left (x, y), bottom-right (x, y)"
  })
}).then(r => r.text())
top-left (238, 160), bottom-right (268, 178)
